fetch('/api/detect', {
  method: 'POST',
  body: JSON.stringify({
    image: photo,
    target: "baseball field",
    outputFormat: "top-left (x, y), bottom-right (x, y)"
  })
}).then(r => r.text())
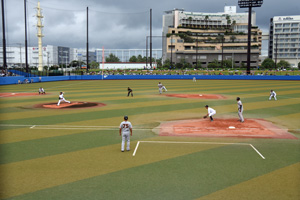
top-left (0, 79), bottom-right (299, 200)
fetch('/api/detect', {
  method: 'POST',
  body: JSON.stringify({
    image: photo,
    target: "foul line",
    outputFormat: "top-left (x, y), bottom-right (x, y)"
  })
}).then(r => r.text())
top-left (132, 140), bottom-right (265, 159)
top-left (0, 124), bottom-right (296, 132)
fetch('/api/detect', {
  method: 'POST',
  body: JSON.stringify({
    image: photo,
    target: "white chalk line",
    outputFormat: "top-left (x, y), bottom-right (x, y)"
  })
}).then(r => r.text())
top-left (0, 124), bottom-right (297, 132)
top-left (132, 140), bottom-right (266, 159)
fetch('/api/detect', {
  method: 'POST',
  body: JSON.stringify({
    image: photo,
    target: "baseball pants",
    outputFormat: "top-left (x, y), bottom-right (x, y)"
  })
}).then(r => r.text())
top-left (121, 132), bottom-right (130, 151)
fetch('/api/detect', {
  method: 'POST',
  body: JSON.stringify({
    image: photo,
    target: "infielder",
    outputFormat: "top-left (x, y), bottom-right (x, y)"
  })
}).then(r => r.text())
top-left (236, 97), bottom-right (244, 122)
top-left (57, 92), bottom-right (71, 106)
top-left (127, 87), bottom-right (133, 97)
top-left (38, 87), bottom-right (45, 95)
top-left (119, 115), bottom-right (132, 152)
top-left (269, 90), bottom-right (277, 100)
top-left (204, 105), bottom-right (216, 121)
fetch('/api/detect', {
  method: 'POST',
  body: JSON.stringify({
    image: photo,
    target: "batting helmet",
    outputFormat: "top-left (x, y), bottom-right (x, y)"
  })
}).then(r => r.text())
top-left (124, 115), bottom-right (128, 120)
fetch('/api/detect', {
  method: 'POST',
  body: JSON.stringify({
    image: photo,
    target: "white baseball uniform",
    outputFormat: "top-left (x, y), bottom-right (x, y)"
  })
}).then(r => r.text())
top-left (237, 100), bottom-right (244, 122)
top-left (57, 93), bottom-right (70, 106)
top-left (158, 83), bottom-right (163, 94)
top-left (269, 91), bottom-right (277, 100)
top-left (207, 107), bottom-right (216, 117)
top-left (39, 88), bottom-right (45, 94)
top-left (120, 121), bottom-right (132, 151)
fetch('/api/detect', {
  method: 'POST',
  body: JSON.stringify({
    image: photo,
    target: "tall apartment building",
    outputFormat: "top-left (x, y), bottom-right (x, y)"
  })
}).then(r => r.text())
top-left (269, 15), bottom-right (300, 67)
top-left (162, 6), bottom-right (262, 67)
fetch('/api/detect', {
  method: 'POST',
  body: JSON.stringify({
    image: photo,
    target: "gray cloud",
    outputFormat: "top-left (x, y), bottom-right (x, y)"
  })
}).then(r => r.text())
top-left (2, 0), bottom-right (300, 51)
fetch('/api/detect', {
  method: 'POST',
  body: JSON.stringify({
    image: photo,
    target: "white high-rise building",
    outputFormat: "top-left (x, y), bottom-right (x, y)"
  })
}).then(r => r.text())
top-left (269, 15), bottom-right (300, 67)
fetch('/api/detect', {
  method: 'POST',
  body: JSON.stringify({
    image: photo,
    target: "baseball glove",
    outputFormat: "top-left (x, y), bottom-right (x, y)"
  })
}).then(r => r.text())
top-left (203, 116), bottom-right (207, 119)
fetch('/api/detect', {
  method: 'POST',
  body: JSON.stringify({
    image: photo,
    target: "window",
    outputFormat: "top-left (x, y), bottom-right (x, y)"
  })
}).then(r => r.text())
top-left (200, 56), bottom-right (207, 59)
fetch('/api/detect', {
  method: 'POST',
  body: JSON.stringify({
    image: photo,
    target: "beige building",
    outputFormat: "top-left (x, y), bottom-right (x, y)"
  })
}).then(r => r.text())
top-left (162, 6), bottom-right (262, 68)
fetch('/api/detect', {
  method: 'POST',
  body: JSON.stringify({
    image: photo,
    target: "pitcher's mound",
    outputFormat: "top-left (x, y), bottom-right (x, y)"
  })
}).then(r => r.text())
top-left (165, 94), bottom-right (226, 99)
top-left (159, 118), bottom-right (297, 139)
top-left (35, 102), bottom-right (106, 109)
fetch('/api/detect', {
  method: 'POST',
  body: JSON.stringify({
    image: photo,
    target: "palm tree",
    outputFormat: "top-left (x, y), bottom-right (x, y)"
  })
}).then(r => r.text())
top-left (205, 15), bottom-right (209, 29)
top-left (230, 35), bottom-right (236, 43)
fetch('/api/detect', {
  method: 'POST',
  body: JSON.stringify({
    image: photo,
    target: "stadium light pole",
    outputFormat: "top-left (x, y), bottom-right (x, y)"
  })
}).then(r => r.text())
top-left (238, 0), bottom-right (263, 75)
top-left (24, 0), bottom-right (29, 73)
top-left (86, 6), bottom-right (89, 73)
top-left (274, 34), bottom-right (278, 69)
top-left (1, 0), bottom-right (7, 73)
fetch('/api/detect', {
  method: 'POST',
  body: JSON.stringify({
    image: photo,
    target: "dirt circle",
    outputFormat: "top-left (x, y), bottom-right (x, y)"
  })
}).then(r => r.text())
top-left (165, 94), bottom-right (226, 99)
top-left (34, 102), bottom-right (106, 109)
top-left (159, 118), bottom-right (297, 139)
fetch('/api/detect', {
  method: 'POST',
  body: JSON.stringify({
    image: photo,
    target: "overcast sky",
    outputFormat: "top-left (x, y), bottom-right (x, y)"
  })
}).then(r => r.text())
top-left (1, 0), bottom-right (300, 54)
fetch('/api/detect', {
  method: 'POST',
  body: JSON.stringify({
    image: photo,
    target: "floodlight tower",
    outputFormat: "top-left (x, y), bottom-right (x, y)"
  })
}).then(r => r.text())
top-left (36, 1), bottom-right (44, 71)
top-left (238, 0), bottom-right (263, 75)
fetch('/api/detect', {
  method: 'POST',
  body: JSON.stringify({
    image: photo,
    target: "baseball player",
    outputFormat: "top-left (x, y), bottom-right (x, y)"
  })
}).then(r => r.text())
top-left (38, 87), bottom-right (45, 95)
top-left (204, 105), bottom-right (216, 121)
top-left (57, 92), bottom-right (71, 106)
top-left (127, 87), bottom-right (133, 97)
top-left (237, 97), bottom-right (244, 122)
top-left (269, 90), bottom-right (277, 100)
top-left (193, 77), bottom-right (196, 82)
top-left (158, 82), bottom-right (163, 94)
top-left (119, 115), bottom-right (133, 152)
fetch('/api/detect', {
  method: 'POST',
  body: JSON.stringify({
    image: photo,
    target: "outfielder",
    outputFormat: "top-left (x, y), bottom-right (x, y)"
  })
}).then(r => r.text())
top-left (236, 97), bottom-right (244, 122)
top-left (269, 90), bottom-right (277, 100)
top-left (57, 92), bottom-right (71, 106)
top-left (119, 115), bottom-right (132, 152)
top-left (38, 87), bottom-right (45, 95)
top-left (204, 105), bottom-right (216, 121)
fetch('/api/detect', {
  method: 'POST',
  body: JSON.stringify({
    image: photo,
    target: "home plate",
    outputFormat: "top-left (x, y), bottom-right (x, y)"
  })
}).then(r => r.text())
top-left (11, 93), bottom-right (15, 95)
top-left (229, 126), bottom-right (236, 129)
top-left (199, 94), bottom-right (203, 96)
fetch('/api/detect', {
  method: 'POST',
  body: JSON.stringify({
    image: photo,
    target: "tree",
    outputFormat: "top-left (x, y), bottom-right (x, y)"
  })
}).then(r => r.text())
top-left (230, 35), bottom-right (236, 42)
top-left (277, 60), bottom-right (290, 69)
top-left (129, 55), bottom-right (137, 62)
top-left (105, 53), bottom-right (120, 62)
top-left (261, 58), bottom-right (275, 69)
top-left (205, 15), bottom-right (209, 29)
top-left (89, 61), bottom-right (99, 69)
top-left (137, 55), bottom-right (144, 62)
top-left (223, 59), bottom-right (234, 68)
top-left (208, 59), bottom-right (220, 68)
top-left (226, 15), bottom-right (231, 26)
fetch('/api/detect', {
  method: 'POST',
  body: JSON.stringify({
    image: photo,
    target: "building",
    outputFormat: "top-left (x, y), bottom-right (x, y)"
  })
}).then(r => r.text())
top-left (95, 49), bottom-right (162, 63)
top-left (0, 45), bottom-right (77, 68)
top-left (162, 6), bottom-right (262, 68)
top-left (269, 15), bottom-right (300, 68)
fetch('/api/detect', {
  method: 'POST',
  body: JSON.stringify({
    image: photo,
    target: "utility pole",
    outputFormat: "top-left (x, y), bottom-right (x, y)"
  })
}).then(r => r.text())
top-left (274, 34), bottom-right (278, 69)
top-left (238, 0), bottom-right (263, 75)
top-left (1, 0), bottom-right (7, 73)
top-left (24, 0), bottom-right (29, 73)
top-left (86, 7), bottom-right (89, 73)
top-left (150, 9), bottom-right (152, 68)
top-left (196, 34), bottom-right (198, 68)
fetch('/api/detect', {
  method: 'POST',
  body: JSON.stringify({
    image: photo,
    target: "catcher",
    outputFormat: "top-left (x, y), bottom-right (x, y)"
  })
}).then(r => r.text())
top-left (203, 105), bottom-right (216, 121)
